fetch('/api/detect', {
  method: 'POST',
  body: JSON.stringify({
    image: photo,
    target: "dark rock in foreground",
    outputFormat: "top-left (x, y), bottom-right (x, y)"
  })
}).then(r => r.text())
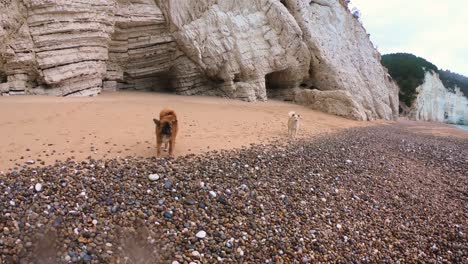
top-left (0, 124), bottom-right (467, 263)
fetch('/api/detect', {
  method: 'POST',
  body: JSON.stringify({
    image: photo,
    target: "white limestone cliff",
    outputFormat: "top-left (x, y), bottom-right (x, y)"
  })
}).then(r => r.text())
top-left (0, 0), bottom-right (398, 121)
top-left (410, 71), bottom-right (467, 125)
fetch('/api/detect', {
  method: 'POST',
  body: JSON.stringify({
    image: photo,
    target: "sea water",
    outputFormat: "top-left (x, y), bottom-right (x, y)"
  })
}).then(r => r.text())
top-left (455, 125), bottom-right (468, 130)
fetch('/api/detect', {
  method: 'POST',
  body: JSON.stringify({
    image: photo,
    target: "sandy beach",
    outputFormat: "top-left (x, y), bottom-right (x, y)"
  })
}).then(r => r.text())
top-left (0, 91), bottom-right (370, 170)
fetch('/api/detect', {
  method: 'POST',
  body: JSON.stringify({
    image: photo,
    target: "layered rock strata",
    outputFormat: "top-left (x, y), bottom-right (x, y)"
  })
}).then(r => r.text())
top-left (0, 0), bottom-right (398, 120)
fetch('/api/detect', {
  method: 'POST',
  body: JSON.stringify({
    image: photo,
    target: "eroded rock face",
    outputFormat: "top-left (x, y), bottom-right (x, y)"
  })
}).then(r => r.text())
top-left (409, 71), bottom-right (468, 125)
top-left (158, 0), bottom-right (310, 101)
top-left (285, 0), bottom-right (399, 120)
top-left (0, 0), bottom-right (398, 121)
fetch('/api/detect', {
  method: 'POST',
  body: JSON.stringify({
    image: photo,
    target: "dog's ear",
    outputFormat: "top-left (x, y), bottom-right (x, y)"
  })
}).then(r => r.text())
top-left (153, 118), bottom-right (160, 126)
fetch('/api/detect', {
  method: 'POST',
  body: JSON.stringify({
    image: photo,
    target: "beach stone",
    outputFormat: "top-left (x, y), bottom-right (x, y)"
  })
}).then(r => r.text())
top-left (83, 254), bottom-right (92, 261)
top-left (209, 191), bottom-right (217, 198)
top-left (195, 231), bottom-right (207, 239)
top-left (148, 174), bottom-right (160, 181)
top-left (34, 183), bottom-right (43, 192)
top-left (163, 212), bottom-right (172, 219)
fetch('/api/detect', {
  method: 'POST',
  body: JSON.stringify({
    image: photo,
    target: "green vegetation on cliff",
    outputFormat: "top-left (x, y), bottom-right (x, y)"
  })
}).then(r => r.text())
top-left (439, 70), bottom-right (468, 96)
top-left (381, 53), bottom-right (468, 107)
top-left (381, 53), bottom-right (438, 106)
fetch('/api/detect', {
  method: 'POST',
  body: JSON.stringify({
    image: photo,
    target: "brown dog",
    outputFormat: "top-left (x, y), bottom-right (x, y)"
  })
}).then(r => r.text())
top-left (153, 108), bottom-right (178, 156)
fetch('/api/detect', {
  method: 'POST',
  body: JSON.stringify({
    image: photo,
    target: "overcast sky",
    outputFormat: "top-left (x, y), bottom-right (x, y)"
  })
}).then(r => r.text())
top-left (350, 0), bottom-right (468, 76)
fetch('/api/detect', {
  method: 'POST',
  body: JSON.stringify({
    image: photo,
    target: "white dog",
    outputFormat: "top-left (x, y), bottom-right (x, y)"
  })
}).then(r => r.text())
top-left (288, 111), bottom-right (301, 138)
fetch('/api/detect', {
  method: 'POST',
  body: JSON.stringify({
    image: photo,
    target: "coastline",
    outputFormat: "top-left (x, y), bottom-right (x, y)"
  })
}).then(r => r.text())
top-left (455, 124), bottom-right (468, 130)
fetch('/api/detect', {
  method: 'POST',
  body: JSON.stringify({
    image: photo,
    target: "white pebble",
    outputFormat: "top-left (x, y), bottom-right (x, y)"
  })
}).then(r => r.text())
top-left (345, 159), bottom-right (352, 163)
top-left (26, 160), bottom-right (35, 165)
top-left (196, 230), bottom-right (207, 239)
top-left (209, 191), bottom-right (217, 198)
top-left (244, 164), bottom-right (249, 168)
top-left (92, 219), bottom-right (98, 225)
top-left (336, 223), bottom-right (342, 229)
top-left (280, 194), bottom-right (285, 199)
top-left (200, 181), bottom-right (205, 187)
top-left (106, 242), bottom-right (113, 247)
top-left (237, 248), bottom-right (244, 256)
top-left (9, 200), bottom-right (15, 206)
top-left (148, 174), bottom-right (160, 181)
top-left (191, 250), bottom-right (200, 257)
top-left (65, 255), bottom-right (71, 261)
top-left (34, 183), bottom-right (43, 192)
top-left (321, 198), bottom-right (326, 202)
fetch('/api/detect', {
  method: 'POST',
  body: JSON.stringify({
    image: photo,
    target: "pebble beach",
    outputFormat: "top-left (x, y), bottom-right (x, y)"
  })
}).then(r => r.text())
top-left (1, 122), bottom-right (466, 263)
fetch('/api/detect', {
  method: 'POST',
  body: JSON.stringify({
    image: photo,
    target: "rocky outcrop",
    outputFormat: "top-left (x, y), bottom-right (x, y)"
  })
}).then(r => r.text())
top-left (409, 71), bottom-right (468, 125)
top-left (0, 0), bottom-right (398, 121)
top-left (285, 0), bottom-right (399, 120)
top-left (295, 89), bottom-right (368, 120)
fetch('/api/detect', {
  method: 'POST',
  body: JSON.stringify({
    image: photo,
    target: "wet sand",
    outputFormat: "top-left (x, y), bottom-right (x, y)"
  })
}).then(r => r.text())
top-left (0, 91), bottom-right (368, 170)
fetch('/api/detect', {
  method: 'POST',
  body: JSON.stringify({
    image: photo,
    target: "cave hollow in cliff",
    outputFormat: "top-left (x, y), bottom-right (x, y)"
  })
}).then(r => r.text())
top-left (265, 69), bottom-right (300, 101)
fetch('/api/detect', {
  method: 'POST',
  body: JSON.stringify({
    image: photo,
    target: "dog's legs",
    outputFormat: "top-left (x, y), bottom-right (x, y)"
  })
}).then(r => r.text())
top-left (169, 138), bottom-right (175, 156)
top-left (156, 139), bottom-right (162, 156)
top-left (164, 142), bottom-right (169, 151)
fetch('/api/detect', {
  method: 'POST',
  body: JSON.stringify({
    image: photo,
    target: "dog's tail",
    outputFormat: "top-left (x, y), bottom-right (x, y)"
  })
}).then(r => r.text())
top-left (288, 111), bottom-right (296, 117)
